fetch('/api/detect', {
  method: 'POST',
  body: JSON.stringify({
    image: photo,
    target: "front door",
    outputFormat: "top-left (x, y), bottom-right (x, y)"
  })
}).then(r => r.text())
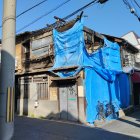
top-left (59, 85), bottom-right (68, 120)
top-left (59, 83), bottom-right (78, 121)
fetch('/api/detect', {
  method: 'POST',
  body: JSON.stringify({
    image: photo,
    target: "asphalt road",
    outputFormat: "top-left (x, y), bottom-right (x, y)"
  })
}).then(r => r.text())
top-left (12, 112), bottom-right (140, 140)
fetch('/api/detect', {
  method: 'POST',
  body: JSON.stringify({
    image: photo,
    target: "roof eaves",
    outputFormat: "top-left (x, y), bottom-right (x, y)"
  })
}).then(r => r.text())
top-left (102, 33), bottom-right (139, 53)
top-left (123, 38), bottom-right (139, 52)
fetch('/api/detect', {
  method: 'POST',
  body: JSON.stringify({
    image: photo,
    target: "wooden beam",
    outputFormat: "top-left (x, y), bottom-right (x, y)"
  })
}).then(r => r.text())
top-left (52, 66), bottom-right (78, 72)
top-left (51, 75), bottom-right (79, 81)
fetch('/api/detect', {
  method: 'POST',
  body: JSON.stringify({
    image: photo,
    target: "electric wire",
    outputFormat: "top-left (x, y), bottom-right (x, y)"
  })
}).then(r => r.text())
top-left (17, 0), bottom-right (49, 18)
top-left (123, 0), bottom-right (131, 9)
top-left (17, 0), bottom-right (98, 33)
top-left (130, 0), bottom-right (138, 14)
top-left (134, 0), bottom-right (140, 9)
top-left (17, 0), bottom-right (72, 33)
top-left (63, 0), bottom-right (98, 20)
top-left (123, 0), bottom-right (140, 21)
top-left (0, 0), bottom-right (49, 29)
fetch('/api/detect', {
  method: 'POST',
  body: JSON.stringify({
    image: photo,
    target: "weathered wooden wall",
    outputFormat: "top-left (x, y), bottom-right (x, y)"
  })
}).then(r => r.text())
top-left (15, 43), bottom-right (23, 72)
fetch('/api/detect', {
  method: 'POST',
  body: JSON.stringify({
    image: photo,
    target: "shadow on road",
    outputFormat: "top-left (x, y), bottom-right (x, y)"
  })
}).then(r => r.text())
top-left (12, 116), bottom-right (139, 140)
top-left (118, 107), bottom-right (140, 128)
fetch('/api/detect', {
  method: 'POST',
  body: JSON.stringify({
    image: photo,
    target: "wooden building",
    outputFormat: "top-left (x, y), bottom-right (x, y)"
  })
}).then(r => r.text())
top-left (15, 20), bottom-right (139, 123)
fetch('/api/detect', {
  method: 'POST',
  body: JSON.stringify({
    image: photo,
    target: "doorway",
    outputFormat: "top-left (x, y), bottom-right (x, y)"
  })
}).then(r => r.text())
top-left (59, 82), bottom-right (78, 121)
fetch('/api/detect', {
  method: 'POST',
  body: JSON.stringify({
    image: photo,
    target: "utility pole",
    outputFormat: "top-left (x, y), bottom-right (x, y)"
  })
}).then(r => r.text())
top-left (0, 0), bottom-right (16, 140)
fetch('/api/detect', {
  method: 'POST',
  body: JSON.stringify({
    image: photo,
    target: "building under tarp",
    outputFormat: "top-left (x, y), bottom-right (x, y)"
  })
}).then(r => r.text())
top-left (50, 19), bottom-right (130, 123)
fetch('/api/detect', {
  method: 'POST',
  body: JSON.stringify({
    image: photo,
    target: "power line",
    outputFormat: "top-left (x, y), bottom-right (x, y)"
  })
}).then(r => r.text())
top-left (130, 0), bottom-right (138, 13)
top-left (32, 0), bottom-right (103, 36)
top-left (17, 0), bottom-right (49, 18)
top-left (46, 0), bottom-right (102, 29)
top-left (134, 0), bottom-right (140, 9)
top-left (123, 0), bottom-right (131, 9)
top-left (17, 0), bottom-right (72, 33)
top-left (63, 0), bottom-right (98, 20)
top-left (17, 0), bottom-right (100, 33)
top-left (123, 0), bottom-right (140, 21)
top-left (0, 0), bottom-right (49, 29)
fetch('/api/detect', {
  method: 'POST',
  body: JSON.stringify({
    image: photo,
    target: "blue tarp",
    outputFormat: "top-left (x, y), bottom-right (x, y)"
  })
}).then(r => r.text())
top-left (85, 69), bottom-right (130, 123)
top-left (51, 19), bottom-right (130, 123)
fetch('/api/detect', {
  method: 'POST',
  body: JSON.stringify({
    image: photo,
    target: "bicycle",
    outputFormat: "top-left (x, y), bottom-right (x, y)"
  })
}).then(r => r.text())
top-left (95, 101), bottom-right (106, 121)
top-left (95, 100), bottom-right (120, 121)
top-left (104, 100), bottom-right (120, 119)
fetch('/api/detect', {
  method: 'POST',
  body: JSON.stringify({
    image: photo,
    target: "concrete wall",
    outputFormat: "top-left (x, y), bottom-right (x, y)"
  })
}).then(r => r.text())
top-left (78, 97), bottom-right (86, 123)
top-left (17, 99), bottom-right (59, 119)
top-left (17, 81), bottom-right (59, 119)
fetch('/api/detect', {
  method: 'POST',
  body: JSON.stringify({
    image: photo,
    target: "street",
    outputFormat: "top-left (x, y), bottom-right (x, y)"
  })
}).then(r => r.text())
top-left (12, 109), bottom-right (140, 140)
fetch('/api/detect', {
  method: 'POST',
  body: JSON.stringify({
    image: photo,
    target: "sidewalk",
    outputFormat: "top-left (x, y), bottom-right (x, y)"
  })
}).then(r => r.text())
top-left (102, 109), bottom-right (140, 138)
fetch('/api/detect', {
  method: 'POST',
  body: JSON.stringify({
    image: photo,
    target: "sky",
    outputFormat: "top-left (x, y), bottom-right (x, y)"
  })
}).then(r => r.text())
top-left (0, 0), bottom-right (140, 38)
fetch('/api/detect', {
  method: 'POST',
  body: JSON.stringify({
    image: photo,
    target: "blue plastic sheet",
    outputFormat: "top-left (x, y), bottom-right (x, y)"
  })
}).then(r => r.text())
top-left (118, 74), bottom-right (130, 108)
top-left (51, 19), bottom-right (130, 123)
top-left (85, 69), bottom-right (130, 123)
top-left (53, 19), bottom-right (84, 69)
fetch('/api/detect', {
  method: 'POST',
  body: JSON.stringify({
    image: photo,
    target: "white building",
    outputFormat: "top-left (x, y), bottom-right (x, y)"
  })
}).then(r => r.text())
top-left (122, 32), bottom-right (140, 49)
top-left (122, 32), bottom-right (140, 106)
top-left (122, 32), bottom-right (140, 64)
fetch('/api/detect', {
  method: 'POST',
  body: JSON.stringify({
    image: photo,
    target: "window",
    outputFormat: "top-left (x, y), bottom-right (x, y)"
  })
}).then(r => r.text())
top-left (18, 76), bottom-right (49, 100)
top-left (37, 82), bottom-right (48, 100)
top-left (33, 76), bottom-right (48, 100)
top-left (31, 36), bottom-right (52, 57)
